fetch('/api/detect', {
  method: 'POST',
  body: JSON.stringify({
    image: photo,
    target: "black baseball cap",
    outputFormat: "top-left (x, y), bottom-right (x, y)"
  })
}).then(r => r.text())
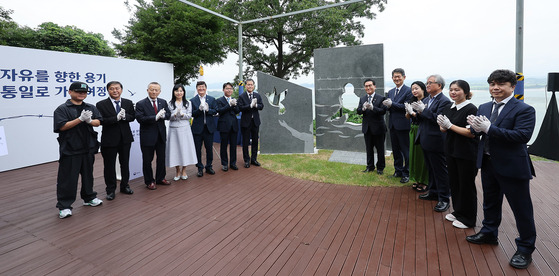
top-left (69, 82), bottom-right (89, 92)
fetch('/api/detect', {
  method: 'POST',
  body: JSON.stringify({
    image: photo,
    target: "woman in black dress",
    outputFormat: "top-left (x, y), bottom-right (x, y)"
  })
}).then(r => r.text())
top-left (436, 80), bottom-right (479, 229)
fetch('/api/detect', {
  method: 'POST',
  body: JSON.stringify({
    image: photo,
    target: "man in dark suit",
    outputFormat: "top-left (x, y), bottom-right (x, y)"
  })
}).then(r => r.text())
top-left (96, 81), bottom-right (135, 200)
top-left (356, 79), bottom-right (387, 175)
top-left (466, 69), bottom-right (536, 269)
top-left (238, 78), bottom-right (264, 168)
top-left (216, 82), bottom-right (240, 172)
top-left (135, 82), bottom-right (171, 190)
top-left (383, 68), bottom-right (413, 183)
top-left (412, 74), bottom-right (451, 212)
top-left (190, 81), bottom-right (218, 177)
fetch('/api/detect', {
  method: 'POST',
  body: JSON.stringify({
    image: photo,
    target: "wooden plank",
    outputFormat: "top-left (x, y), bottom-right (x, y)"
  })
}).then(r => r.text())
top-left (1, 150), bottom-right (558, 275)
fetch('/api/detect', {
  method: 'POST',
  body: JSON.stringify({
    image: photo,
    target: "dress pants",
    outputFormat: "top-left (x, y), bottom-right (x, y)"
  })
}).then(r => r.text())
top-left (220, 130), bottom-right (238, 166)
top-left (480, 156), bottom-right (536, 254)
top-left (194, 125), bottom-right (214, 170)
top-left (140, 134), bottom-right (166, 184)
top-left (448, 155), bottom-right (478, 227)
top-left (423, 150), bottom-right (449, 202)
top-left (56, 153), bottom-right (97, 209)
top-left (101, 142), bottom-right (131, 193)
top-left (241, 120), bottom-right (259, 162)
top-left (390, 128), bottom-right (409, 177)
top-left (364, 131), bottom-right (385, 171)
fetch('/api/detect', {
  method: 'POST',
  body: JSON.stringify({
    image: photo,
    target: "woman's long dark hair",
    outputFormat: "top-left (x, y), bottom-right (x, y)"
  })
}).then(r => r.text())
top-left (170, 84), bottom-right (189, 109)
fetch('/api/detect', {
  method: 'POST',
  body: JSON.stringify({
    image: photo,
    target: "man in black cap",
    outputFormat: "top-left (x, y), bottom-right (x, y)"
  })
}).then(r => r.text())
top-left (53, 81), bottom-right (103, 219)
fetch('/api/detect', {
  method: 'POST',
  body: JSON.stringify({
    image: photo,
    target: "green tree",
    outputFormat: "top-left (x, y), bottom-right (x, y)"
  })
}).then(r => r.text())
top-left (112, 0), bottom-right (230, 84)
top-left (0, 7), bottom-right (115, 57)
top-left (34, 22), bottom-right (115, 56)
top-left (221, 0), bottom-right (386, 80)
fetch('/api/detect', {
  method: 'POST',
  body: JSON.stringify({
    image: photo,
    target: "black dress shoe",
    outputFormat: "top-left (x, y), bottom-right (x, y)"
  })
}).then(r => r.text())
top-left (222, 165), bottom-right (228, 171)
top-left (197, 170), bottom-right (203, 177)
top-left (466, 232), bottom-right (499, 245)
top-left (362, 168), bottom-right (373, 173)
top-left (206, 168), bottom-right (215, 175)
top-left (106, 192), bottom-right (115, 200)
top-left (244, 162), bottom-right (250, 168)
top-left (251, 160), bottom-right (261, 166)
top-left (400, 176), bottom-right (409, 183)
top-left (509, 251), bottom-right (532, 269)
top-left (120, 186), bottom-right (134, 194)
top-left (377, 170), bottom-right (383, 175)
top-left (434, 201), bottom-right (450, 212)
top-left (230, 164), bottom-right (238, 170)
top-left (418, 192), bottom-right (438, 201)
top-left (391, 172), bottom-right (403, 178)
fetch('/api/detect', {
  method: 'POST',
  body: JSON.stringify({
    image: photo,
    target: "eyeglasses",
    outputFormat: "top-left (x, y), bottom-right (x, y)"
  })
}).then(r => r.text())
top-left (426, 81), bottom-right (438, 86)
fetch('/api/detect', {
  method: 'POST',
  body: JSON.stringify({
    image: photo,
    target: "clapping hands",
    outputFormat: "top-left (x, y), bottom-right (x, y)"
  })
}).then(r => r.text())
top-left (437, 114), bottom-right (453, 130)
top-left (117, 108), bottom-right (126, 121)
top-left (79, 110), bottom-right (93, 124)
top-left (155, 109), bottom-right (166, 121)
top-left (467, 115), bottom-right (491, 133)
top-left (411, 101), bottom-right (425, 113)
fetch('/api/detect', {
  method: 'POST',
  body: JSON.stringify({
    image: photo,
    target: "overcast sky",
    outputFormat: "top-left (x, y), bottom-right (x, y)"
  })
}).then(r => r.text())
top-left (3, 0), bottom-right (558, 88)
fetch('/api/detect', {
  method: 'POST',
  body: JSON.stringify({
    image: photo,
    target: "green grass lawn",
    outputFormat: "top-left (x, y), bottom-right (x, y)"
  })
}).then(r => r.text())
top-left (258, 150), bottom-right (555, 187)
top-left (258, 150), bottom-right (411, 187)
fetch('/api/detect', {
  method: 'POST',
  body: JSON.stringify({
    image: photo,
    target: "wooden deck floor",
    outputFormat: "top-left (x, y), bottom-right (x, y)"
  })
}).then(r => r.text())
top-left (1, 145), bottom-right (558, 275)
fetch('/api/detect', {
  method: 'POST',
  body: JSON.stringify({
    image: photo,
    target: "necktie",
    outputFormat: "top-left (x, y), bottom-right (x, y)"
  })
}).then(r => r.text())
top-left (115, 100), bottom-right (121, 113)
top-left (490, 102), bottom-right (504, 122)
top-left (485, 102), bottom-right (505, 154)
top-left (428, 97), bottom-right (434, 109)
top-left (227, 97), bottom-right (230, 104)
top-left (153, 100), bottom-right (157, 113)
top-left (395, 88), bottom-right (399, 98)
top-left (249, 93), bottom-right (252, 101)
top-left (368, 95), bottom-right (372, 104)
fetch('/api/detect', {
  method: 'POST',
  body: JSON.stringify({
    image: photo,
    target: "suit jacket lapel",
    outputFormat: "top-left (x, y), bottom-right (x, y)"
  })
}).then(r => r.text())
top-left (494, 98), bottom-right (517, 126)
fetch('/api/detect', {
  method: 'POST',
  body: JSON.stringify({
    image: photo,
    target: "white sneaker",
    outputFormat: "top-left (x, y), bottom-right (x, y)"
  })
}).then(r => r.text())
top-left (83, 198), bottom-right (103, 207)
top-left (445, 213), bottom-right (456, 222)
top-left (452, 220), bottom-right (469, 229)
top-left (181, 175), bottom-right (188, 180)
top-left (59, 209), bottom-right (72, 219)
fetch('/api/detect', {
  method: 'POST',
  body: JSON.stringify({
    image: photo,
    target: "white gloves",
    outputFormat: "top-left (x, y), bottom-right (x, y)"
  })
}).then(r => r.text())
top-left (382, 98), bottom-right (392, 108)
top-left (404, 102), bottom-right (415, 116)
top-left (362, 102), bottom-right (371, 110)
top-left (468, 115), bottom-right (491, 133)
top-left (411, 101), bottom-right (425, 113)
top-left (437, 114), bottom-right (453, 130)
top-left (250, 98), bottom-right (257, 108)
top-left (229, 98), bottom-right (237, 106)
top-left (117, 108), bottom-right (126, 121)
top-left (79, 110), bottom-right (92, 123)
top-left (155, 109), bottom-right (166, 121)
top-left (199, 102), bottom-right (209, 112)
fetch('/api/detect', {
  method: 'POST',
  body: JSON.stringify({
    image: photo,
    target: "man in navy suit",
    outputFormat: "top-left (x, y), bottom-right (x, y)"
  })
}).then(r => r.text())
top-left (96, 81), bottom-right (135, 200)
top-left (383, 68), bottom-right (413, 183)
top-left (466, 69), bottom-right (536, 269)
top-left (190, 81), bottom-right (218, 177)
top-left (357, 79), bottom-right (387, 174)
top-left (216, 82), bottom-right (240, 171)
top-left (135, 82), bottom-right (171, 190)
top-left (238, 79), bottom-right (264, 168)
top-left (412, 74), bottom-right (451, 212)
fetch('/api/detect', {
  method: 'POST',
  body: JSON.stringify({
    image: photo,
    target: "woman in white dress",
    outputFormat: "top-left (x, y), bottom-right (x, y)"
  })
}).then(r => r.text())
top-left (166, 84), bottom-right (197, 180)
